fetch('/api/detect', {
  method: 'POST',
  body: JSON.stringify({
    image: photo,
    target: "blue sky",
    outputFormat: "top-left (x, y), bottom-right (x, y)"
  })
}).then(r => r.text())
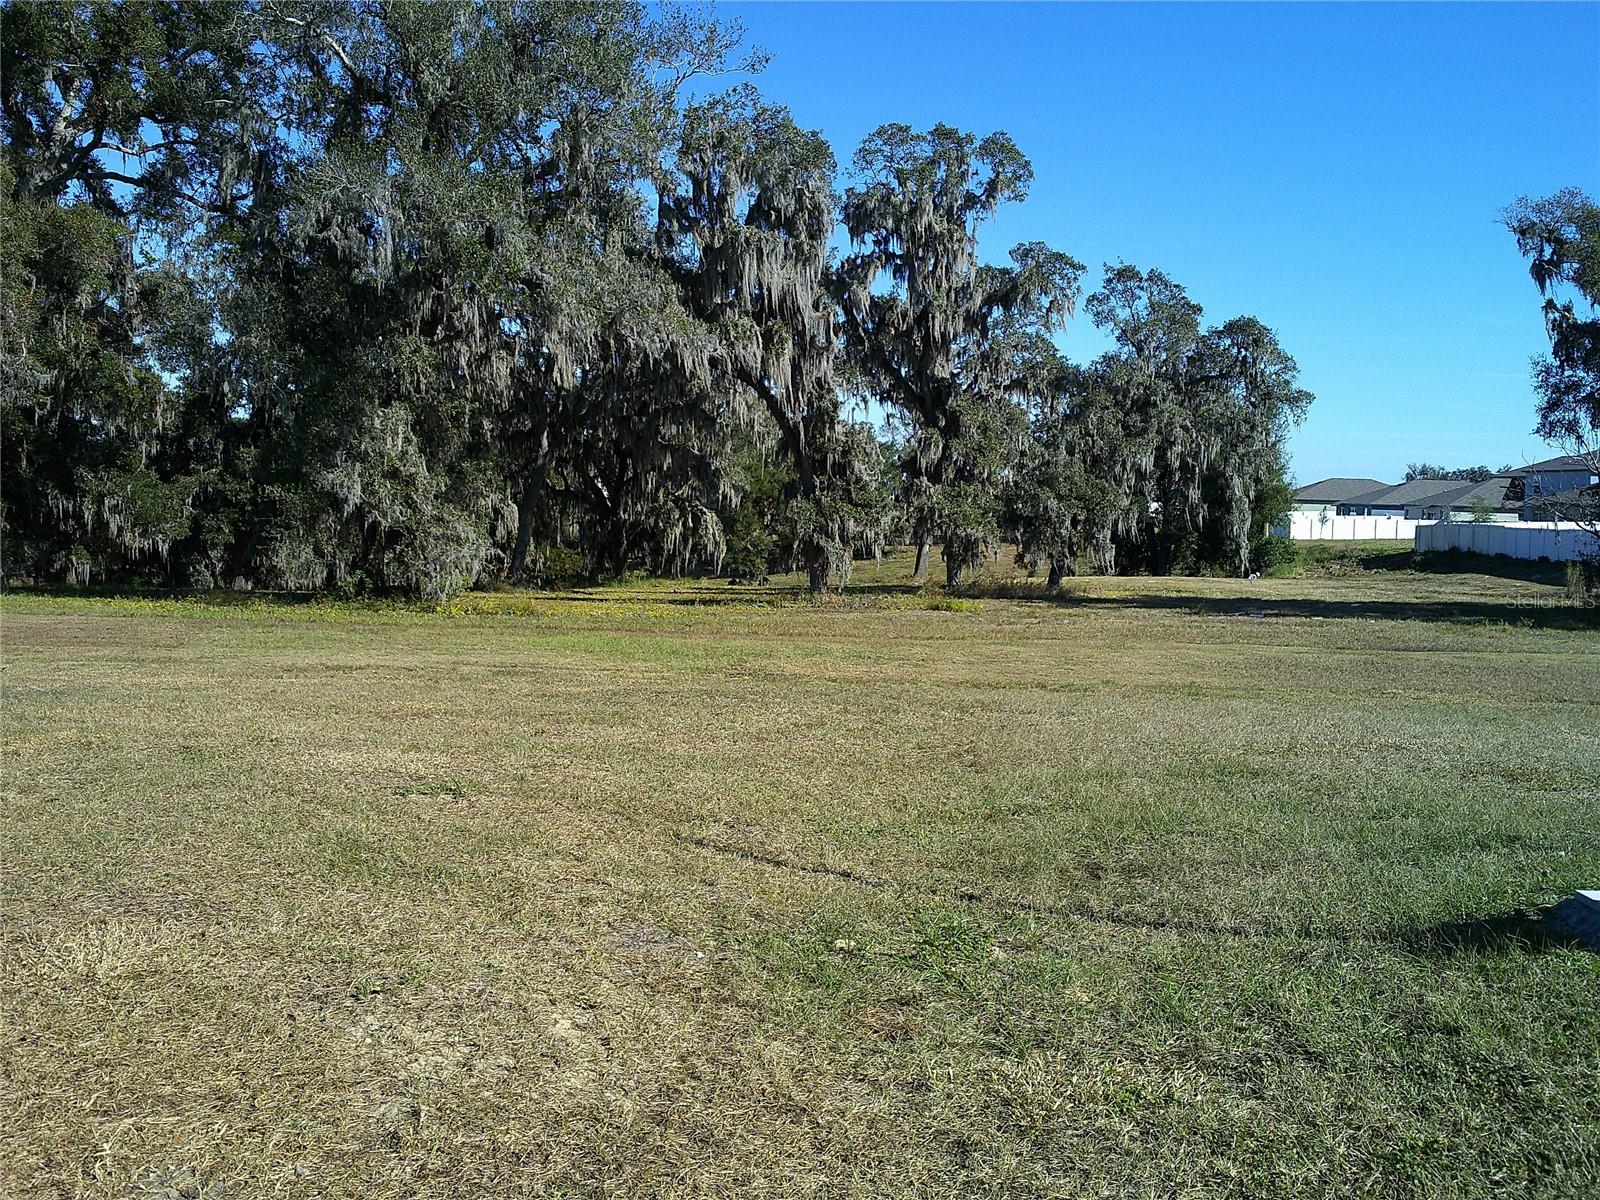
top-left (714, 1), bottom-right (1599, 485)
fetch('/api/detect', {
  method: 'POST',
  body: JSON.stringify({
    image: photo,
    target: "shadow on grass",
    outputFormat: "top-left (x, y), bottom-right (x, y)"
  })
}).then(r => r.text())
top-left (1345, 550), bottom-right (1416, 573)
top-left (1403, 909), bottom-right (1591, 957)
top-left (6, 579), bottom-right (930, 610)
top-left (1407, 549), bottom-right (1572, 585)
top-left (1043, 592), bottom-right (1600, 631)
top-left (529, 575), bottom-right (1596, 628)
top-left (945, 583), bottom-right (1598, 630)
top-left (1296, 545), bottom-right (1571, 585)
top-left (12, 576), bottom-right (1596, 628)
top-left (6, 583), bottom-right (327, 606)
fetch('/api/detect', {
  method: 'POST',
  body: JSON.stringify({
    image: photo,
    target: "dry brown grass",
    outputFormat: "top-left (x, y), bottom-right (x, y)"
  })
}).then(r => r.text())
top-left (3, 556), bottom-right (1598, 1197)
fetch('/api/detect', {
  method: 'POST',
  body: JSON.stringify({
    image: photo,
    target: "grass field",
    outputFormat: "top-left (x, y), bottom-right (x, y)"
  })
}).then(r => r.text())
top-left (3, 550), bottom-right (1598, 1198)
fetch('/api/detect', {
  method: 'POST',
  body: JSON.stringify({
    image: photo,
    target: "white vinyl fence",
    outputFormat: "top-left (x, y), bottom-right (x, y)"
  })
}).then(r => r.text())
top-left (1415, 520), bottom-right (1598, 562)
top-left (1274, 512), bottom-right (1425, 541)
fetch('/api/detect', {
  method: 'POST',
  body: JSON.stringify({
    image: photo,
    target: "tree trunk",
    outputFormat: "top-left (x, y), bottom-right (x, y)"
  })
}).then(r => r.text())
top-left (1093, 526), bottom-right (1116, 576)
top-left (596, 515), bottom-right (629, 582)
top-left (912, 536), bottom-right (930, 579)
top-left (945, 554), bottom-right (963, 589)
top-left (507, 476), bottom-right (539, 580)
top-left (1047, 554), bottom-right (1077, 589)
top-left (612, 525), bottom-right (629, 578)
top-left (1155, 478), bottom-right (1174, 576)
top-left (806, 552), bottom-right (829, 595)
top-left (1234, 499), bottom-right (1253, 578)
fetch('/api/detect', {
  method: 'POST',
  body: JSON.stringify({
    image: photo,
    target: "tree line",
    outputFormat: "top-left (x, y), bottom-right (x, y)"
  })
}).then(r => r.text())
top-left (2, 1), bottom-right (1315, 597)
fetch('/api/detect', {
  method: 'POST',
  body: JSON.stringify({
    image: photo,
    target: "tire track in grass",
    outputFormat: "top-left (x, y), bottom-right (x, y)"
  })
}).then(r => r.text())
top-left (676, 832), bottom-right (1388, 946)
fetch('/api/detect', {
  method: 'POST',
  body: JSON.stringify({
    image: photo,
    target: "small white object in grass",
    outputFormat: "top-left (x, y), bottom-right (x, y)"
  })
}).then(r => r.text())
top-left (1548, 890), bottom-right (1600, 950)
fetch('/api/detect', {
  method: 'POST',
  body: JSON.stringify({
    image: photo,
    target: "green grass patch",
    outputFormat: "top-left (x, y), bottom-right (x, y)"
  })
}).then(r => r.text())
top-left (2, 555), bottom-right (1597, 1197)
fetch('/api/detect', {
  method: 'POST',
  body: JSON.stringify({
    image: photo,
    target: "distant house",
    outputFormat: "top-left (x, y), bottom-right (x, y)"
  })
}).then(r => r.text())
top-left (1409, 476), bottom-right (1518, 522)
top-left (1290, 477), bottom-right (1386, 515)
top-left (1519, 483), bottom-right (1600, 523)
top-left (1338, 478), bottom-right (1460, 517)
top-left (1506, 454), bottom-right (1598, 501)
top-left (1498, 455), bottom-right (1599, 521)
top-left (1281, 457), bottom-right (1598, 539)
top-left (1336, 476), bottom-right (1517, 522)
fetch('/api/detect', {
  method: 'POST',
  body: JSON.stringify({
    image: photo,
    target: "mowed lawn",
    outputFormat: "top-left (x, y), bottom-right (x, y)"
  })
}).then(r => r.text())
top-left (3, 556), bottom-right (1598, 1198)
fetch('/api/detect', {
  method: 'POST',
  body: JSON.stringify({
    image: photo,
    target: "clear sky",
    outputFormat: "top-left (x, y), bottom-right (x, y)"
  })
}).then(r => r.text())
top-left (713, 1), bottom-right (1600, 485)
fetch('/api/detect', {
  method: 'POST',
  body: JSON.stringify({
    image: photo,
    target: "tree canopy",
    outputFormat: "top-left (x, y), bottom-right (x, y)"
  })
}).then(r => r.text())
top-left (3, 1), bottom-right (1312, 595)
top-left (836, 124), bottom-right (1084, 585)
top-left (1504, 187), bottom-right (1600, 532)
top-left (1403, 464), bottom-right (1509, 483)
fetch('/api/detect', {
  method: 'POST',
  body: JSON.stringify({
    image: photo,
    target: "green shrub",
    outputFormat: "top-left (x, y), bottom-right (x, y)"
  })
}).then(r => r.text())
top-left (525, 545), bottom-right (584, 587)
top-left (724, 503), bottom-right (777, 580)
top-left (548, 546), bottom-right (586, 582)
top-left (1254, 536), bottom-right (1301, 573)
top-left (331, 571), bottom-right (374, 602)
top-left (1567, 559), bottom-right (1599, 600)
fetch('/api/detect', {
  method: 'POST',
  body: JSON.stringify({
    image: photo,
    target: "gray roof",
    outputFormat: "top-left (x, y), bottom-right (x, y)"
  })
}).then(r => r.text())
top-left (1517, 454), bottom-right (1594, 474)
top-left (1340, 478), bottom-right (1467, 508)
top-left (1292, 477), bottom-right (1387, 503)
top-left (1425, 476), bottom-right (1515, 511)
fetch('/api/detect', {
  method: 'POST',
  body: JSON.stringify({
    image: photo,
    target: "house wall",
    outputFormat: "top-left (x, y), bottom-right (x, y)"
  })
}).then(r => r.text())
top-left (1274, 512), bottom-right (1427, 540)
top-left (1523, 468), bottom-right (1596, 496)
top-left (1415, 520), bottom-right (1598, 562)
